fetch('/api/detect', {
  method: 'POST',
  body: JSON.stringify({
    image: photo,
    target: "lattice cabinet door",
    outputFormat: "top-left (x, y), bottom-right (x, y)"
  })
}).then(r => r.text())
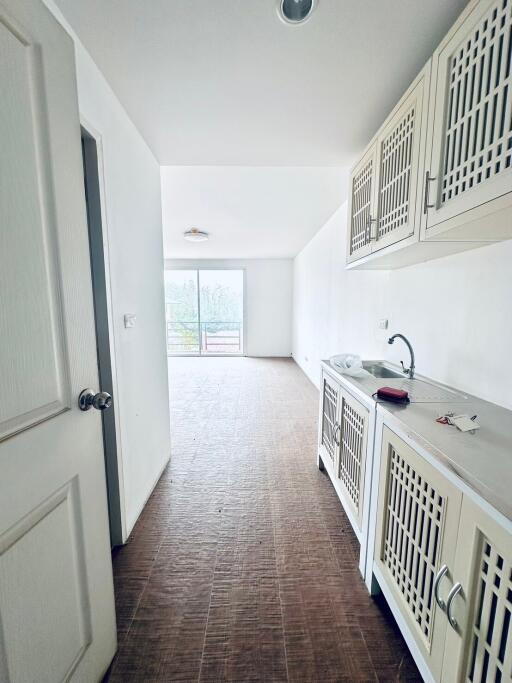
top-left (319, 372), bottom-right (341, 470)
top-left (373, 64), bottom-right (431, 252)
top-left (425, 0), bottom-right (512, 236)
top-left (375, 427), bottom-right (463, 681)
top-left (346, 144), bottom-right (377, 263)
top-left (442, 496), bottom-right (512, 683)
top-left (336, 388), bottom-right (369, 531)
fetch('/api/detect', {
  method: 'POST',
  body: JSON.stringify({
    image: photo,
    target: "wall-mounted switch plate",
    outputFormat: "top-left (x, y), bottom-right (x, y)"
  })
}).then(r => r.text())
top-left (378, 318), bottom-right (389, 330)
top-left (124, 313), bottom-right (137, 328)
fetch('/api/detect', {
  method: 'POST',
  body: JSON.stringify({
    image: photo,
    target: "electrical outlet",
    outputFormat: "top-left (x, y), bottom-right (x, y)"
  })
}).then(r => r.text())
top-left (378, 318), bottom-right (389, 330)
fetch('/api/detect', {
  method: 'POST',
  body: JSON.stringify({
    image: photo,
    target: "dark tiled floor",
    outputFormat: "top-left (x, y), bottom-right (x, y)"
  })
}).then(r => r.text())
top-left (105, 357), bottom-right (421, 682)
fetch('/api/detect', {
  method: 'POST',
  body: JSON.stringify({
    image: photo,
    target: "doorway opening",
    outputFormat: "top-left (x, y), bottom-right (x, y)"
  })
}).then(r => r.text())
top-left (165, 269), bottom-right (245, 356)
top-left (81, 126), bottom-right (123, 546)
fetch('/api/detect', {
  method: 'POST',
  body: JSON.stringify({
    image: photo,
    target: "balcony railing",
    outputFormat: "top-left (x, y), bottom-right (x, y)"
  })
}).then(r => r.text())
top-left (166, 321), bottom-right (242, 355)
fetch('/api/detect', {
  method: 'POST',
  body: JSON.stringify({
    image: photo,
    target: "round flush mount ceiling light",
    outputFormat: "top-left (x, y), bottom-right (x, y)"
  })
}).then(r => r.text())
top-left (278, 0), bottom-right (316, 25)
top-left (183, 228), bottom-right (209, 242)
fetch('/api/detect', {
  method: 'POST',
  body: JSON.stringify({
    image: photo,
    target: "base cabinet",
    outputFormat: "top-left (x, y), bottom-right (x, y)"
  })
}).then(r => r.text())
top-left (375, 427), bottom-right (463, 681)
top-left (374, 426), bottom-right (512, 683)
top-left (318, 368), bottom-right (371, 537)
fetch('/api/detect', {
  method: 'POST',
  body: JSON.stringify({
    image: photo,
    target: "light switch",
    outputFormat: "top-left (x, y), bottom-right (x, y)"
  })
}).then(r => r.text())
top-left (378, 318), bottom-right (389, 330)
top-left (124, 313), bottom-right (136, 328)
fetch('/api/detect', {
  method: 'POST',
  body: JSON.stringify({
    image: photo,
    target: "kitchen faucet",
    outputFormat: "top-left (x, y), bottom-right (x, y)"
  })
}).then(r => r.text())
top-left (388, 333), bottom-right (415, 379)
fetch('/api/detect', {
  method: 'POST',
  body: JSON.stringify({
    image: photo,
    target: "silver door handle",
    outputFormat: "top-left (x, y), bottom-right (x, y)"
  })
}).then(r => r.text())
top-left (367, 216), bottom-right (378, 241)
top-left (433, 564), bottom-right (449, 610)
top-left (446, 582), bottom-right (463, 629)
top-left (423, 171), bottom-right (436, 214)
top-left (333, 424), bottom-right (341, 446)
top-left (78, 388), bottom-right (113, 411)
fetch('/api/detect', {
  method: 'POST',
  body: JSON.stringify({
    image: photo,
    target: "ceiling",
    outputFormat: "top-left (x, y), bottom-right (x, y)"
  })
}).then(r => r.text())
top-left (161, 167), bottom-right (347, 258)
top-left (55, 0), bottom-right (468, 166)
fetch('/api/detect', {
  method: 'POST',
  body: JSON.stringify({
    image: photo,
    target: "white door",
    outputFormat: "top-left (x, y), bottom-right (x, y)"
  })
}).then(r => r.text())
top-left (0, 1), bottom-right (117, 681)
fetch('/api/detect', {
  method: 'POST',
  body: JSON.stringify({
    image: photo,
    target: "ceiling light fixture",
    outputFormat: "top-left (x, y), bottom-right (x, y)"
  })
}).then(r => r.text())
top-left (278, 0), bottom-right (316, 25)
top-left (183, 228), bottom-right (209, 242)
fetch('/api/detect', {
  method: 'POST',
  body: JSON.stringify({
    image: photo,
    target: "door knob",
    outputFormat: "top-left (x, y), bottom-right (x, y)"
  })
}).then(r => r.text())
top-left (78, 388), bottom-right (113, 412)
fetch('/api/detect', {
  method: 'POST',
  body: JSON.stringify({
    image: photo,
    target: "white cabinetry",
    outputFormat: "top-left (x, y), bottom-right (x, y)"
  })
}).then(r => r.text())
top-left (347, 144), bottom-right (377, 262)
top-left (347, 0), bottom-right (512, 269)
top-left (424, 0), bottom-right (512, 242)
top-left (374, 427), bottom-right (462, 681)
top-left (372, 425), bottom-right (512, 683)
top-left (319, 370), bottom-right (341, 470)
top-left (347, 66), bottom-right (431, 264)
top-left (336, 387), bottom-right (369, 529)
top-left (317, 365), bottom-right (374, 574)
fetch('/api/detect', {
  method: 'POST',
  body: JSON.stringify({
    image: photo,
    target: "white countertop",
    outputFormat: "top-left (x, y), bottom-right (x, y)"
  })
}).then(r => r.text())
top-left (322, 360), bottom-right (512, 521)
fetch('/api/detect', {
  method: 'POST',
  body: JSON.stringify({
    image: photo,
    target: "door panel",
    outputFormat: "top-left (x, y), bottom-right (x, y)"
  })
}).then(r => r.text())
top-left (0, 16), bottom-right (70, 440)
top-left (346, 145), bottom-right (376, 262)
top-left (426, 0), bottom-right (512, 233)
top-left (337, 388), bottom-right (368, 530)
top-left (373, 65), bottom-right (430, 252)
top-left (0, 1), bottom-right (116, 681)
top-left (320, 373), bottom-right (340, 468)
top-left (0, 480), bottom-right (91, 683)
top-left (375, 427), bottom-right (462, 681)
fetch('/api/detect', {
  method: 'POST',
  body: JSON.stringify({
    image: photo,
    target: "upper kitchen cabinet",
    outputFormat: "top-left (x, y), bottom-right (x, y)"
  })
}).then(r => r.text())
top-left (347, 0), bottom-right (512, 269)
top-left (423, 0), bottom-right (512, 242)
top-left (347, 65), bottom-right (430, 265)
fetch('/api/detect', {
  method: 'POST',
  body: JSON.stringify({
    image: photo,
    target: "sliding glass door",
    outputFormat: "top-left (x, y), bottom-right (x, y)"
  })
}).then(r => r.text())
top-left (165, 269), bottom-right (244, 356)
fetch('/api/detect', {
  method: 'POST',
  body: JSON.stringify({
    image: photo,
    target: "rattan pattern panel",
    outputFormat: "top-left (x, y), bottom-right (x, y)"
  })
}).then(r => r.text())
top-left (466, 537), bottom-right (512, 682)
top-left (382, 446), bottom-right (445, 648)
top-left (338, 399), bottom-right (365, 512)
top-left (441, 0), bottom-right (512, 205)
top-left (378, 107), bottom-right (415, 238)
top-left (350, 159), bottom-right (373, 255)
top-left (322, 378), bottom-right (338, 465)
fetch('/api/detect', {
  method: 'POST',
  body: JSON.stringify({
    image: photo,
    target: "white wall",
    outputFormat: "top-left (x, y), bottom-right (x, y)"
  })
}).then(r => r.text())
top-left (166, 259), bottom-right (293, 357)
top-left (293, 203), bottom-right (512, 410)
top-left (45, 1), bottom-right (171, 539)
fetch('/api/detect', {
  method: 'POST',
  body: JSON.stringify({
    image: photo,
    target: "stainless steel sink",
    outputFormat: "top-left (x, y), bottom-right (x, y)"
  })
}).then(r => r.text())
top-left (362, 361), bottom-right (406, 379)
top-left (361, 361), bottom-right (468, 402)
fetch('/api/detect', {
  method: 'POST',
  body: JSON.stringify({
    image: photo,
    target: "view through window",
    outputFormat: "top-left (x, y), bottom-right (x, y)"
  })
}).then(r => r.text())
top-left (165, 269), bottom-right (244, 355)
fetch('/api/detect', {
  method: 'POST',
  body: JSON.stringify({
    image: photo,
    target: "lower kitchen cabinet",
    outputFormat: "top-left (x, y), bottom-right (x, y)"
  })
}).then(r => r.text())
top-left (443, 496), bottom-right (512, 683)
top-left (318, 367), bottom-right (372, 555)
top-left (373, 425), bottom-right (512, 683)
top-left (374, 426), bottom-right (462, 681)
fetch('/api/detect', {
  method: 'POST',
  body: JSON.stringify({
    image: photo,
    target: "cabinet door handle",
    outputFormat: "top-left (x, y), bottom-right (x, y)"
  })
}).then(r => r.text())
top-left (367, 216), bottom-right (378, 241)
top-left (433, 564), bottom-right (449, 611)
top-left (446, 582), bottom-right (463, 629)
top-left (423, 171), bottom-right (436, 214)
top-left (333, 423), bottom-right (341, 446)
